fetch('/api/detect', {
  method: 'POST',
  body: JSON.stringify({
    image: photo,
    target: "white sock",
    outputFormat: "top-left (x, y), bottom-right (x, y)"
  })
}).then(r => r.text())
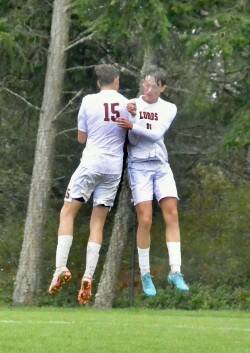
top-left (56, 235), bottom-right (73, 271)
top-left (167, 242), bottom-right (181, 273)
top-left (138, 247), bottom-right (150, 276)
top-left (83, 241), bottom-right (101, 279)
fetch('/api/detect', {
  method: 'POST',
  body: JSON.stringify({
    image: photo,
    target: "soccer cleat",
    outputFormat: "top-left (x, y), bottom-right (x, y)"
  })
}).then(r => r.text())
top-left (48, 267), bottom-right (72, 295)
top-left (141, 273), bottom-right (157, 297)
top-left (78, 277), bottom-right (92, 305)
top-left (168, 272), bottom-right (189, 292)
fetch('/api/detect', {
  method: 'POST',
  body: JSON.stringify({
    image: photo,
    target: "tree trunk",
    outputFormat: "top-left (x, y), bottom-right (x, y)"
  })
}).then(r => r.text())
top-left (13, 0), bottom-right (70, 305)
top-left (94, 174), bottom-right (134, 308)
top-left (94, 48), bottom-right (156, 308)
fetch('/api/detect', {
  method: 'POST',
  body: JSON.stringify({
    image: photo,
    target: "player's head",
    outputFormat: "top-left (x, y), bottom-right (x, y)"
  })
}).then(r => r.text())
top-left (142, 67), bottom-right (167, 103)
top-left (95, 64), bottom-right (120, 91)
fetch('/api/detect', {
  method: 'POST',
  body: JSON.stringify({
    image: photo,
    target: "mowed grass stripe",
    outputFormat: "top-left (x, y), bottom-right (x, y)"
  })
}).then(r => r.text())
top-left (0, 308), bottom-right (249, 353)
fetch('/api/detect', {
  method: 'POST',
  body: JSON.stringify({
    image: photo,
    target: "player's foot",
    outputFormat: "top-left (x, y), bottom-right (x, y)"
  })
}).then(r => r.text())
top-left (78, 277), bottom-right (93, 305)
top-left (48, 267), bottom-right (72, 295)
top-left (168, 272), bottom-right (189, 292)
top-left (141, 273), bottom-right (156, 297)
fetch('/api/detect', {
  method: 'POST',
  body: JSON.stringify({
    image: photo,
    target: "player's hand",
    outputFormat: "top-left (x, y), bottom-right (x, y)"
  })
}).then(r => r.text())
top-left (116, 117), bottom-right (133, 130)
top-left (127, 101), bottom-right (136, 116)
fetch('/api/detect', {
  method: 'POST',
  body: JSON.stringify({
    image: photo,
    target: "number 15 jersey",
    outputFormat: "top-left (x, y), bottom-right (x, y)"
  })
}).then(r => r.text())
top-left (78, 89), bottom-right (129, 174)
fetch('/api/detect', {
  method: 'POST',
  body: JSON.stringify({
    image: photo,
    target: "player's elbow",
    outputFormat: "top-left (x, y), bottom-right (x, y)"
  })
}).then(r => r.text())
top-left (148, 133), bottom-right (162, 142)
top-left (77, 131), bottom-right (87, 144)
top-left (128, 132), bottom-right (140, 145)
top-left (78, 138), bottom-right (85, 144)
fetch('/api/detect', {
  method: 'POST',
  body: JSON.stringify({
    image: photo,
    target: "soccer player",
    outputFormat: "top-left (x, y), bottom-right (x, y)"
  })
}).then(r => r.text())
top-left (116, 68), bottom-right (189, 296)
top-left (48, 64), bottom-right (131, 304)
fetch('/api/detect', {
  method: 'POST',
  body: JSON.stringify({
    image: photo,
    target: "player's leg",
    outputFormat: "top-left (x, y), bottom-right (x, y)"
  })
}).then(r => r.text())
top-left (136, 201), bottom-right (152, 249)
top-left (78, 173), bottom-right (120, 304)
top-left (78, 205), bottom-right (109, 305)
top-left (48, 200), bottom-right (82, 294)
top-left (135, 201), bottom-right (156, 296)
top-left (155, 164), bottom-right (189, 292)
top-left (160, 197), bottom-right (188, 291)
top-left (58, 199), bottom-right (83, 235)
top-left (49, 164), bottom-right (94, 295)
top-left (160, 197), bottom-right (181, 272)
top-left (128, 167), bottom-right (156, 296)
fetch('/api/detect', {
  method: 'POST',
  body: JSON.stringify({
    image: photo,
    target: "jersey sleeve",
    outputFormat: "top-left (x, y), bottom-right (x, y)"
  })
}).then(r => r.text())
top-left (128, 130), bottom-right (140, 145)
top-left (77, 97), bottom-right (88, 133)
top-left (127, 98), bottom-right (140, 145)
top-left (119, 97), bottom-right (131, 120)
top-left (131, 104), bottom-right (177, 142)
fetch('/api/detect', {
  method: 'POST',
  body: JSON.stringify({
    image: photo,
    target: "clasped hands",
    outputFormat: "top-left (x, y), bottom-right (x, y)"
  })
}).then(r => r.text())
top-left (116, 101), bottom-right (136, 130)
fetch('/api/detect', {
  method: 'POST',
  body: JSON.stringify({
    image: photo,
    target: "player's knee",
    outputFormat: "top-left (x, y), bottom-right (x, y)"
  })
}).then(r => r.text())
top-left (166, 208), bottom-right (179, 225)
top-left (60, 203), bottom-right (75, 220)
top-left (138, 214), bottom-right (152, 229)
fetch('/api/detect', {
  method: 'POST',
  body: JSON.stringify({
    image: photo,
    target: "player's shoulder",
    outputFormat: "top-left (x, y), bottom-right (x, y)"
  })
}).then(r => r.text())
top-left (115, 91), bottom-right (129, 103)
top-left (159, 97), bottom-right (177, 113)
top-left (82, 92), bottom-right (107, 109)
top-left (80, 93), bottom-right (96, 105)
top-left (83, 92), bottom-right (99, 101)
top-left (130, 97), bottom-right (141, 106)
top-left (82, 90), bottom-right (128, 106)
top-left (133, 97), bottom-right (140, 103)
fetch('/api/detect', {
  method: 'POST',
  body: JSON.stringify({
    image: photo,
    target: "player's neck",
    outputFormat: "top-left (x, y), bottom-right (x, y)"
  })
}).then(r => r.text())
top-left (142, 95), bottom-right (159, 104)
top-left (100, 84), bottom-right (117, 91)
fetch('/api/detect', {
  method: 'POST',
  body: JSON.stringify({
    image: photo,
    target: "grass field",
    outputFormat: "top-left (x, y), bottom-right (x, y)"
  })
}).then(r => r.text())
top-left (0, 307), bottom-right (249, 353)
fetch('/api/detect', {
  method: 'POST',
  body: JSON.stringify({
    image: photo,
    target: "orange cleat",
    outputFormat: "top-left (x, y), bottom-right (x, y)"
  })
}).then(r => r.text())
top-left (78, 278), bottom-right (92, 305)
top-left (48, 268), bottom-right (72, 295)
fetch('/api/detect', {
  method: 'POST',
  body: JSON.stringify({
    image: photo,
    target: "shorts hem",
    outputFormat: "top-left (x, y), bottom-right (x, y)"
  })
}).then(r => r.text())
top-left (157, 194), bottom-right (179, 203)
top-left (133, 198), bottom-right (153, 206)
top-left (93, 200), bottom-right (113, 208)
top-left (64, 193), bottom-right (88, 203)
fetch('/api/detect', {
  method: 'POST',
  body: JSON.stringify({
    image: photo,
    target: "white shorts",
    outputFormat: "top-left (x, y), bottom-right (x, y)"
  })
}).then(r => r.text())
top-left (128, 161), bottom-right (178, 206)
top-left (64, 164), bottom-right (121, 207)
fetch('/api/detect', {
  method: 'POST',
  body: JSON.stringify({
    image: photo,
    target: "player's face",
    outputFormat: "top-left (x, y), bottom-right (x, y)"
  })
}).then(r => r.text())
top-left (142, 75), bottom-right (166, 103)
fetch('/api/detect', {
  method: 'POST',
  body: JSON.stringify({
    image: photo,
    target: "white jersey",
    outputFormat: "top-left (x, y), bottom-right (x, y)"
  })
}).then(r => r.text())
top-left (128, 96), bottom-right (177, 164)
top-left (78, 89), bottom-right (129, 174)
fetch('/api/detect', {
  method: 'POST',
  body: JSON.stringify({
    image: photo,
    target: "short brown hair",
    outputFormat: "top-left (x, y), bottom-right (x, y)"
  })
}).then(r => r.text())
top-left (143, 66), bottom-right (167, 86)
top-left (95, 64), bottom-right (119, 86)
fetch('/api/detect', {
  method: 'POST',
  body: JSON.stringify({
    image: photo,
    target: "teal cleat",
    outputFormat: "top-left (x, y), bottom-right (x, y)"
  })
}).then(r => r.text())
top-left (141, 273), bottom-right (157, 297)
top-left (168, 272), bottom-right (189, 292)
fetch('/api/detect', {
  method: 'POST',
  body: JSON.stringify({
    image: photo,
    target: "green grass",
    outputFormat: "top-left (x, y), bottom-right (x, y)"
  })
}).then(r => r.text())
top-left (0, 308), bottom-right (249, 353)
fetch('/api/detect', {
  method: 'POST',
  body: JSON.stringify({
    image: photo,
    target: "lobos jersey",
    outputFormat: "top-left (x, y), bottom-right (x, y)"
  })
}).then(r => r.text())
top-left (128, 96), bottom-right (177, 163)
top-left (78, 89), bottom-right (129, 174)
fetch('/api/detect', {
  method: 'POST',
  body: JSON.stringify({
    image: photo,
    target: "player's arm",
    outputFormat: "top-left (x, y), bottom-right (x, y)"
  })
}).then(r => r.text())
top-left (116, 117), bottom-right (172, 141)
top-left (131, 121), bottom-right (169, 141)
top-left (118, 99), bottom-right (136, 126)
top-left (77, 97), bottom-right (88, 144)
top-left (128, 130), bottom-right (140, 145)
top-left (117, 101), bottom-right (139, 145)
top-left (116, 117), bottom-right (133, 130)
top-left (116, 117), bottom-right (140, 145)
top-left (77, 130), bottom-right (87, 144)
top-left (130, 105), bottom-right (177, 142)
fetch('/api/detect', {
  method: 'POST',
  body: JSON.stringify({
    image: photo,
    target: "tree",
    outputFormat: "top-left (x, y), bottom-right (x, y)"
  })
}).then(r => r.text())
top-left (94, 175), bottom-right (134, 308)
top-left (13, 0), bottom-right (70, 305)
